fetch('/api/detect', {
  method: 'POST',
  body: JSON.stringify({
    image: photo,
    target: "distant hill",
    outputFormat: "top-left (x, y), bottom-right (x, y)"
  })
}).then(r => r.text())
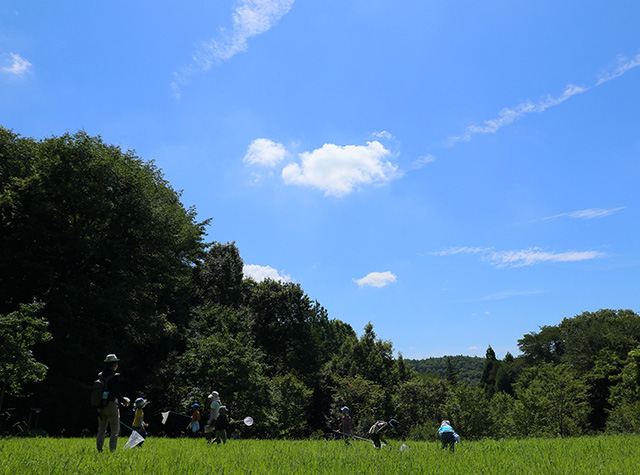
top-left (405, 355), bottom-right (486, 386)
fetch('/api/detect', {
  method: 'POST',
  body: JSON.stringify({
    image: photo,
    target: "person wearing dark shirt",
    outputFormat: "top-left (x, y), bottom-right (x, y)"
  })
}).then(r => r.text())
top-left (96, 354), bottom-right (130, 452)
top-left (210, 406), bottom-right (230, 444)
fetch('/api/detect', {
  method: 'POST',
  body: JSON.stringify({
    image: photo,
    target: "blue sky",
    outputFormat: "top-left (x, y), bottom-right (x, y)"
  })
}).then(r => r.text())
top-left (2, 1), bottom-right (639, 359)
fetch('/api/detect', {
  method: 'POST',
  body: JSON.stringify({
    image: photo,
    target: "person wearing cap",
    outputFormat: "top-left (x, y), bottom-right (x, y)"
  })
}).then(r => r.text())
top-left (206, 391), bottom-right (222, 428)
top-left (96, 354), bottom-right (130, 452)
top-left (438, 420), bottom-right (456, 452)
top-left (187, 403), bottom-right (201, 436)
top-left (132, 398), bottom-right (149, 447)
top-left (368, 419), bottom-right (398, 448)
top-left (337, 406), bottom-right (353, 445)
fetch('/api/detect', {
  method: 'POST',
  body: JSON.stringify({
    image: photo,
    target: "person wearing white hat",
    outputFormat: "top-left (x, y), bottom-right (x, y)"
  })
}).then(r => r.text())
top-left (96, 354), bottom-right (130, 452)
top-left (438, 420), bottom-right (456, 452)
top-left (206, 391), bottom-right (222, 428)
top-left (132, 398), bottom-right (149, 447)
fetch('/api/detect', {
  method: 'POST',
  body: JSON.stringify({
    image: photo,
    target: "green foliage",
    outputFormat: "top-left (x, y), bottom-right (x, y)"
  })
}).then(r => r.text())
top-left (515, 363), bottom-right (589, 437)
top-left (0, 302), bottom-right (51, 412)
top-left (405, 355), bottom-right (486, 386)
top-left (0, 128), bottom-right (208, 431)
top-left (268, 373), bottom-right (313, 438)
top-left (393, 376), bottom-right (450, 440)
top-left (329, 374), bottom-right (389, 435)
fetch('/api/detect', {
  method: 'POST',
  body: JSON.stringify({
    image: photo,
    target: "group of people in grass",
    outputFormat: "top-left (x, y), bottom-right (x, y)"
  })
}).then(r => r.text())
top-left (335, 405), bottom-right (459, 451)
top-left (95, 353), bottom-right (459, 453)
top-left (94, 353), bottom-right (231, 452)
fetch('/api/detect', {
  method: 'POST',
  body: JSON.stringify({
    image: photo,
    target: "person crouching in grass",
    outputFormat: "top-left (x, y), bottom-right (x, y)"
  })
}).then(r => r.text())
top-left (368, 419), bottom-right (398, 448)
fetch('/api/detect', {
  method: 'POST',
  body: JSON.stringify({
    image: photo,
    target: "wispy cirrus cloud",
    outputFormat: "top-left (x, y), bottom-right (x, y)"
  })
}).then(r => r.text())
top-left (477, 289), bottom-right (550, 301)
top-left (596, 53), bottom-right (640, 85)
top-left (171, 0), bottom-right (295, 97)
top-left (281, 141), bottom-right (399, 197)
top-left (409, 154), bottom-right (436, 170)
top-left (540, 207), bottom-right (625, 221)
top-left (2, 53), bottom-right (31, 76)
top-left (243, 264), bottom-right (292, 283)
top-left (445, 52), bottom-right (640, 146)
top-left (354, 271), bottom-right (397, 288)
top-left (446, 84), bottom-right (587, 145)
top-left (432, 246), bottom-right (606, 268)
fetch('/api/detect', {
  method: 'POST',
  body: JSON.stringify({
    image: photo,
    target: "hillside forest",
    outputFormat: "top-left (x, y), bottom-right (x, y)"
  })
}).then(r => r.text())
top-left (2, 128), bottom-right (640, 439)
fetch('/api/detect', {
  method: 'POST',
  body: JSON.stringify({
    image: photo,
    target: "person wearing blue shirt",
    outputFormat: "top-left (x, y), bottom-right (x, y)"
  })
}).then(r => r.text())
top-left (438, 420), bottom-right (456, 452)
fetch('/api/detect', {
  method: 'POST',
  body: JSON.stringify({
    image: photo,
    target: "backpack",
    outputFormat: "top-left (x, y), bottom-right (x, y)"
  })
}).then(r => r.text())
top-left (90, 372), bottom-right (118, 408)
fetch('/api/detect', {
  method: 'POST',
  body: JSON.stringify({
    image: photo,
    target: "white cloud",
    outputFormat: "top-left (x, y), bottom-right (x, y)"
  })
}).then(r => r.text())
top-left (430, 246), bottom-right (491, 256)
top-left (486, 248), bottom-right (605, 268)
top-left (541, 207), bottom-right (625, 220)
top-left (282, 141), bottom-right (399, 197)
top-left (432, 246), bottom-right (605, 268)
top-left (172, 0), bottom-right (295, 95)
top-left (446, 84), bottom-right (588, 145)
top-left (2, 53), bottom-right (31, 76)
top-left (445, 52), bottom-right (640, 147)
top-left (370, 130), bottom-right (395, 140)
top-left (410, 154), bottom-right (436, 170)
top-left (354, 271), bottom-right (397, 288)
top-left (478, 289), bottom-right (549, 301)
top-left (243, 264), bottom-right (292, 283)
top-left (243, 138), bottom-right (287, 167)
top-left (596, 53), bottom-right (640, 86)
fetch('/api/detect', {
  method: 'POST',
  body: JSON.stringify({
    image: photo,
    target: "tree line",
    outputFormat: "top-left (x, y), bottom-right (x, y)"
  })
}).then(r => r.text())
top-left (2, 128), bottom-right (640, 439)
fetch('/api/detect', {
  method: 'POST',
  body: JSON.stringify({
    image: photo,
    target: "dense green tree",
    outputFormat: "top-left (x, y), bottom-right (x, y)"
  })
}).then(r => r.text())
top-left (192, 242), bottom-right (244, 308)
top-left (0, 302), bottom-right (51, 416)
top-left (518, 325), bottom-right (565, 365)
top-left (443, 383), bottom-right (491, 439)
top-left (404, 356), bottom-right (485, 386)
top-left (0, 129), bottom-right (208, 433)
top-left (268, 373), bottom-right (313, 438)
top-left (445, 356), bottom-right (459, 385)
top-left (245, 279), bottom-right (326, 383)
top-left (329, 374), bottom-right (389, 436)
top-left (495, 352), bottom-right (518, 395)
top-left (157, 304), bottom-right (271, 434)
top-left (480, 346), bottom-right (500, 398)
top-left (328, 323), bottom-right (396, 387)
top-left (393, 375), bottom-right (450, 440)
top-left (515, 363), bottom-right (588, 437)
top-left (487, 391), bottom-right (523, 438)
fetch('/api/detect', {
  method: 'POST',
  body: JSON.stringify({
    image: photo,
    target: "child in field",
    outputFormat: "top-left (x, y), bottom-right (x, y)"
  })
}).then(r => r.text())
top-left (368, 419), bottom-right (398, 448)
top-left (210, 405), bottom-right (230, 444)
top-left (131, 398), bottom-right (149, 447)
top-left (188, 403), bottom-right (201, 436)
top-left (337, 406), bottom-right (353, 444)
top-left (206, 391), bottom-right (222, 427)
top-left (438, 420), bottom-right (456, 452)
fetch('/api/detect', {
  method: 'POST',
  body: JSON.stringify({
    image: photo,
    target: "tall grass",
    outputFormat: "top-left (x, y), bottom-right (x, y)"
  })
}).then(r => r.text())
top-left (0, 435), bottom-right (637, 474)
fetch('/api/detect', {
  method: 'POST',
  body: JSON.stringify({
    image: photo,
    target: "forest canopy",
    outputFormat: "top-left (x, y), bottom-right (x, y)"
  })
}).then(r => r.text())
top-left (2, 128), bottom-right (640, 439)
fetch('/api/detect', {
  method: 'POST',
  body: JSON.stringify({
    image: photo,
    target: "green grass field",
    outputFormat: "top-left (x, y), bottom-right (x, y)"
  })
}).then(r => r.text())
top-left (0, 434), bottom-right (637, 474)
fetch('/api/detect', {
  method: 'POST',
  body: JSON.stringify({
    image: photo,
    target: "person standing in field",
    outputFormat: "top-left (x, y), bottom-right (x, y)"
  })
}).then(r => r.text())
top-left (210, 405), bottom-right (230, 444)
top-left (206, 391), bottom-right (222, 427)
top-left (438, 420), bottom-right (456, 452)
top-left (131, 398), bottom-right (149, 447)
top-left (368, 419), bottom-right (398, 448)
top-left (96, 354), bottom-right (130, 452)
top-left (337, 406), bottom-right (353, 444)
top-left (187, 403), bottom-right (201, 436)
